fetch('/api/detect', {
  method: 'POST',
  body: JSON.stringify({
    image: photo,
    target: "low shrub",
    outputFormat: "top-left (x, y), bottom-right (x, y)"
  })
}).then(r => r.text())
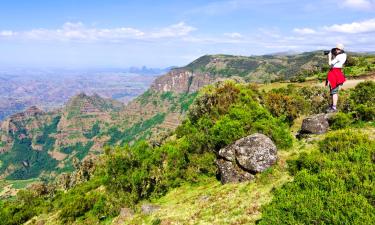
top-left (349, 81), bottom-right (375, 121)
top-left (260, 130), bottom-right (375, 224)
top-left (329, 112), bottom-right (353, 130)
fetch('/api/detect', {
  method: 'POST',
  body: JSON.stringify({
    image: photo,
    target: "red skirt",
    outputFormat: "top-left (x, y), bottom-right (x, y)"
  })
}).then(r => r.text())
top-left (327, 68), bottom-right (346, 90)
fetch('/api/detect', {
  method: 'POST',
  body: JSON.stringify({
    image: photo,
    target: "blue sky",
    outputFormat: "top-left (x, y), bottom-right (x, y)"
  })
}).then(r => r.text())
top-left (1, 0), bottom-right (375, 68)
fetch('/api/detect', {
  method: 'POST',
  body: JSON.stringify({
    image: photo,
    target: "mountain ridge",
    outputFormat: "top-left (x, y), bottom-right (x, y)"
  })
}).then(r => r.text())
top-left (1, 51), bottom-right (374, 180)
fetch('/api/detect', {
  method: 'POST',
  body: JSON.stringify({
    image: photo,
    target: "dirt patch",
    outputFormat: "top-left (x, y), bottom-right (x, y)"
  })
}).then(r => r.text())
top-left (49, 151), bottom-right (67, 161)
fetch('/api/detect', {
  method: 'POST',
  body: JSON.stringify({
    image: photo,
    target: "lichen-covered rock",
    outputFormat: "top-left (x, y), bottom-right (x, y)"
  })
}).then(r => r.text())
top-left (234, 134), bottom-right (278, 173)
top-left (218, 145), bottom-right (236, 162)
top-left (216, 133), bottom-right (278, 184)
top-left (216, 159), bottom-right (254, 183)
top-left (300, 114), bottom-right (329, 134)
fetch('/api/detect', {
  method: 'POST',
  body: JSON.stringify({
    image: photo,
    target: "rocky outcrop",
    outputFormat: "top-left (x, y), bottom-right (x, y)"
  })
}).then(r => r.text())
top-left (216, 133), bottom-right (278, 184)
top-left (299, 114), bottom-right (329, 135)
top-left (150, 69), bottom-right (215, 94)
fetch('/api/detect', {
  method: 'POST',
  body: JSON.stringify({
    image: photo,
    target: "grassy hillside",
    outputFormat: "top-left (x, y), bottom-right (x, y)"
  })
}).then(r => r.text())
top-left (0, 52), bottom-right (374, 224)
top-left (0, 79), bottom-right (373, 224)
top-left (183, 52), bottom-right (375, 83)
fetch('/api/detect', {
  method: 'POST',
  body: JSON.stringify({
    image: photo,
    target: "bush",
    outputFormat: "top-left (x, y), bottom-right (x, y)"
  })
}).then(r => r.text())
top-left (329, 112), bottom-right (353, 130)
top-left (319, 129), bottom-right (372, 153)
top-left (262, 85), bottom-right (332, 124)
top-left (260, 130), bottom-right (375, 224)
top-left (179, 82), bottom-right (292, 150)
top-left (349, 81), bottom-right (375, 121)
top-left (263, 92), bottom-right (306, 125)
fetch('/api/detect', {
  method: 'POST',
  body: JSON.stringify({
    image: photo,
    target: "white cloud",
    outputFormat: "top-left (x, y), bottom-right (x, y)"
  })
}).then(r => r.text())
top-left (323, 18), bottom-right (375, 33)
top-left (0, 22), bottom-right (195, 42)
top-left (293, 28), bottom-right (317, 34)
top-left (342, 0), bottom-right (374, 10)
top-left (149, 22), bottom-right (196, 38)
top-left (284, 18), bottom-right (375, 52)
top-left (224, 32), bottom-right (243, 38)
top-left (0, 30), bottom-right (15, 37)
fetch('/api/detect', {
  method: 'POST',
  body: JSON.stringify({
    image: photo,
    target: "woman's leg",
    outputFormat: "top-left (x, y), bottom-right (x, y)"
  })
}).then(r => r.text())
top-left (332, 93), bottom-right (338, 110)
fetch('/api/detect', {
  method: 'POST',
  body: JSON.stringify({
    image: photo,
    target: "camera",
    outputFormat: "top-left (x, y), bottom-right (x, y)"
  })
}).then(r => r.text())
top-left (324, 48), bottom-right (339, 56)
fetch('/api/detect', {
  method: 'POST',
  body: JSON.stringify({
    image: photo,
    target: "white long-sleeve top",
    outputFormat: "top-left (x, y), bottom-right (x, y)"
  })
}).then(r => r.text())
top-left (329, 53), bottom-right (347, 68)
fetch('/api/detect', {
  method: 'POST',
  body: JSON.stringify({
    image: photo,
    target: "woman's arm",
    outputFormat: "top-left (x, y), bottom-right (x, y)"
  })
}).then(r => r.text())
top-left (328, 52), bottom-right (333, 66)
top-left (330, 54), bottom-right (346, 67)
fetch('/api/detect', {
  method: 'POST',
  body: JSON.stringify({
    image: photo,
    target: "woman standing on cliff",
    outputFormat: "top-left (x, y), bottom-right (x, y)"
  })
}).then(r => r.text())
top-left (326, 43), bottom-right (347, 113)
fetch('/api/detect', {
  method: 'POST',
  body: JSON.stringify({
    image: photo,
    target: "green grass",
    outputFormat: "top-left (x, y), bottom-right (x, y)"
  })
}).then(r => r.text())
top-left (122, 141), bottom-right (314, 225)
top-left (126, 176), bottom-right (288, 225)
top-left (0, 178), bottom-right (39, 199)
top-left (7, 178), bottom-right (39, 189)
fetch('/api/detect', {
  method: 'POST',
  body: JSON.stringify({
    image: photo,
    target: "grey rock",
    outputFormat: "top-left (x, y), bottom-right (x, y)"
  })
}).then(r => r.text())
top-left (300, 114), bottom-right (329, 134)
top-left (218, 144), bottom-right (236, 162)
top-left (216, 159), bottom-right (254, 184)
top-left (141, 203), bottom-right (161, 214)
top-left (234, 134), bottom-right (278, 173)
top-left (216, 133), bottom-right (278, 184)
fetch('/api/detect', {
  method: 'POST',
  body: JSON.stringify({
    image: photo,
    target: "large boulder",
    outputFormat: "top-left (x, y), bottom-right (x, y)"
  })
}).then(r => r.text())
top-left (300, 114), bottom-right (329, 135)
top-left (216, 133), bottom-right (278, 184)
top-left (215, 159), bottom-right (254, 183)
top-left (235, 134), bottom-right (278, 173)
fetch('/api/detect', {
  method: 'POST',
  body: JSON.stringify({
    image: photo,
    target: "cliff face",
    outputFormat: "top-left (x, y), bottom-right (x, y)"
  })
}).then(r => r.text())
top-left (150, 68), bottom-right (215, 94)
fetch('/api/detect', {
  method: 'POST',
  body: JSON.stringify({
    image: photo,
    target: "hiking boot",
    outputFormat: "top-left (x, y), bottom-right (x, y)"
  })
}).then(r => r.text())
top-left (326, 107), bottom-right (337, 113)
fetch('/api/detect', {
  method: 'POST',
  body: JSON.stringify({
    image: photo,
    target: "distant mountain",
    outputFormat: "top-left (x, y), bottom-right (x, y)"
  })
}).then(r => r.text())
top-left (1, 51), bottom-right (374, 180)
top-left (127, 66), bottom-right (172, 75)
top-left (0, 71), bottom-right (156, 121)
top-left (0, 94), bottom-right (125, 179)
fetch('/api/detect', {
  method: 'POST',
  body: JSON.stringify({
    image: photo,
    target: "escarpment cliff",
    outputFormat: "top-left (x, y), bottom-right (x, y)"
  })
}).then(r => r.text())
top-left (150, 68), bottom-right (215, 94)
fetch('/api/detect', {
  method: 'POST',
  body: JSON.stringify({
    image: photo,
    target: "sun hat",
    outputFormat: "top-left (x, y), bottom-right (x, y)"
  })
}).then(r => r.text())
top-left (336, 43), bottom-right (344, 50)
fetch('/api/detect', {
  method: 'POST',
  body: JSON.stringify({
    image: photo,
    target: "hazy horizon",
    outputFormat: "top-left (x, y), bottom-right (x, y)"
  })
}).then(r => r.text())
top-left (1, 0), bottom-right (375, 68)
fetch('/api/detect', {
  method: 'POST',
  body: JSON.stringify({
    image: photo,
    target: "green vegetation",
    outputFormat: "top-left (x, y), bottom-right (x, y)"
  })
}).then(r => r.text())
top-left (75, 142), bottom-right (94, 160)
top-left (259, 130), bottom-right (375, 224)
top-left (137, 89), bottom-right (154, 106)
top-left (178, 81), bottom-right (292, 150)
top-left (106, 113), bottom-right (166, 146)
top-left (316, 54), bottom-right (375, 80)
top-left (183, 52), bottom-right (330, 82)
top-left (35, 116), bottom-right (61, 151)
top-left (0, 80), bottom-right (293, 224)
top-left (84, 122), bottom-right (101, 139)
top-left (0, 116), bottom-right (61, 179)
top-left (0, 75), bottom-right (374, 224)
top-left (349, 80), bottom-right (375, 121)
top-left (182, 52), bottom-right (375, 83)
